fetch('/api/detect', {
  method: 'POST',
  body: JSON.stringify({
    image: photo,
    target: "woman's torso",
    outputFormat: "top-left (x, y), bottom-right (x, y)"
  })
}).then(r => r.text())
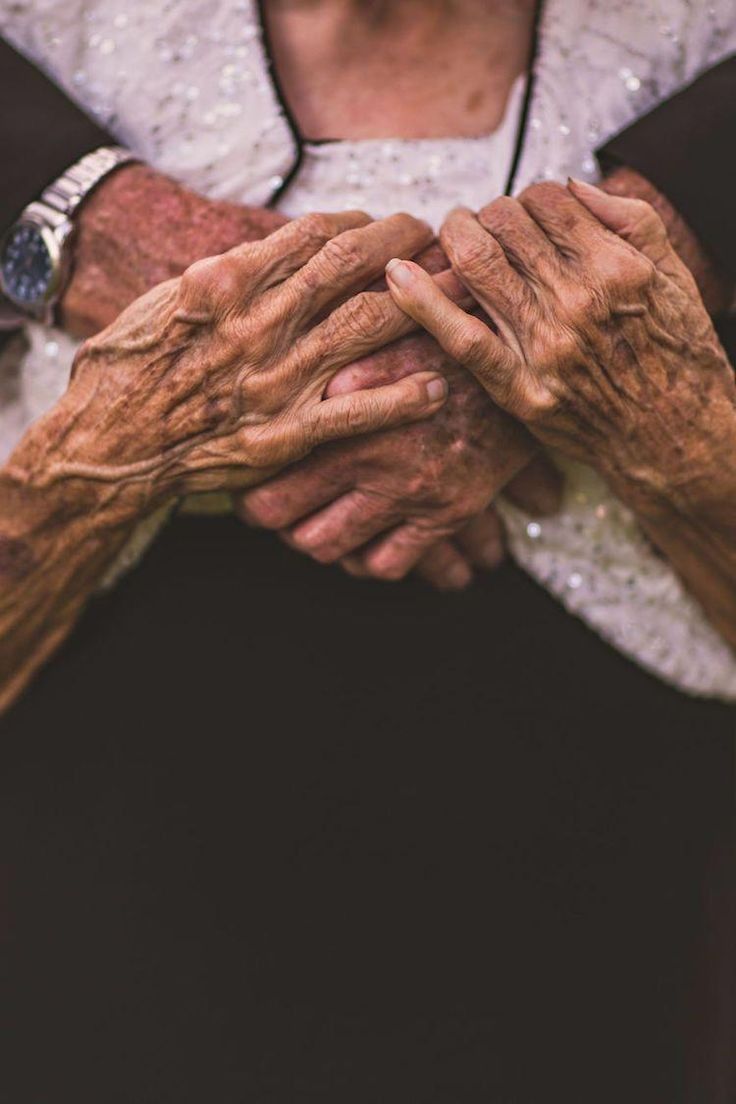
top-left (2, 0), bottom-right (736, 698)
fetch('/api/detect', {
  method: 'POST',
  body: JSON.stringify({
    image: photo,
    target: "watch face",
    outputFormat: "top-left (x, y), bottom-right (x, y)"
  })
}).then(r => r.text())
top-left (1, 223), bottom-right (54, 308)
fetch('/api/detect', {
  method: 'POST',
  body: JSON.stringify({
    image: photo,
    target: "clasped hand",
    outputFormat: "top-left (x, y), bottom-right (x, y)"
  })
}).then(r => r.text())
top-left (55, 211), bottom-right (450, 505)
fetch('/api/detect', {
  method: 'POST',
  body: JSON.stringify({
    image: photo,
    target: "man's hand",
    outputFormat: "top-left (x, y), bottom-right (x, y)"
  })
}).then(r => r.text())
top-left (236, 330), bottom-right (561, 588)
top-left (59, 163), bottom-right (287, 337)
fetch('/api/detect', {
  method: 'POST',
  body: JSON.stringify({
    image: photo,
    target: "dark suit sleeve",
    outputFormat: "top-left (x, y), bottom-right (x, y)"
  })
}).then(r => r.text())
top-left (0, 36), bottom-right (114, 230)
top-left (597, 54), bottom-right (736, 281)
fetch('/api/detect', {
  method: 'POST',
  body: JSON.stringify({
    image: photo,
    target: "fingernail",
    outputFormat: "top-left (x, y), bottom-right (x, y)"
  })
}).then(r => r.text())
top-left (426, 377), bottom-right (448, 403)
top-left (445, 563), bottom-right (472, 589)
top-left (386, 258), bottom-right (413, 287)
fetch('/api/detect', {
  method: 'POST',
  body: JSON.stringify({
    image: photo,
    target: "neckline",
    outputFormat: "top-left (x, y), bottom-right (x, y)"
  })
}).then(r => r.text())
top-left (303, 73), bottom-right (529, 150)
top-left (255, 0), bottom-right (546, 205)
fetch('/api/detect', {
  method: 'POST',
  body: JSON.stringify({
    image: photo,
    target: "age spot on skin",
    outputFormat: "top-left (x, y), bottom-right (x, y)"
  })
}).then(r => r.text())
top-left (465, 89), bottom-right (485, 114)
top-left (0, 536), bottom-right (34, 579)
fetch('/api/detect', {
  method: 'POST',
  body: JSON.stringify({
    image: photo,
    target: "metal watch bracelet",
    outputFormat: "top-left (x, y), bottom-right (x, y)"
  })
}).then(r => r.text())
top-left (26, 145), bottom-right (138, 228)
top-left (0, 145), bottom-right (138, 326)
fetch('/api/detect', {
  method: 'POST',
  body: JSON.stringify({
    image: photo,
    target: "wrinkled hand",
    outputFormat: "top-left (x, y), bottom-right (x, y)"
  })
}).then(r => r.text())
top-left (386, 181), bottom-right (736, 515)
top-left (51, 212), bottom-right (448, 505)
top-left (236, 328), bottom-right (561, 588)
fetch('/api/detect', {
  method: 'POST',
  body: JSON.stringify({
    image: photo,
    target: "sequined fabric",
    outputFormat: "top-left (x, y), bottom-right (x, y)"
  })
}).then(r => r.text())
top-left (2, 0), bottom-right (735, 698)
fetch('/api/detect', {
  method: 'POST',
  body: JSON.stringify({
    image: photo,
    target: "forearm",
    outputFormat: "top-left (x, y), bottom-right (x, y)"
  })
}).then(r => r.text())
top-left (608, 414), bottom-right (736, 651)
top-left (638, 510), bottom-right (736, 652)
top-left (0, 399), bottom-right (152, 711)
top-left (60, 163), bottom-right (288, 336)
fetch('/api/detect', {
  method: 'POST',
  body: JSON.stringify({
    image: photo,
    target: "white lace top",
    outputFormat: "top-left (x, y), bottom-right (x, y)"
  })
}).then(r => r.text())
top-left (2, 0), bottom-right (736, 700)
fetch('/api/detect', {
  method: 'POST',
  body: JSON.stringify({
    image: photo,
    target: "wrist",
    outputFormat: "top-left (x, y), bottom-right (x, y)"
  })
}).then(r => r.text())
top-left (7, 386), bottom-right (162, 529)
top-left (604, 412), bottom-right (736, 531)
top-left (59, 164), bottom-right (287, 336)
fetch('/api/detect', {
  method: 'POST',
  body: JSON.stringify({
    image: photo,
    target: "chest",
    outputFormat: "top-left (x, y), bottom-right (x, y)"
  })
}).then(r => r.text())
top-left (261, 1), bottom-right (536, 140)
top-left (3, 0), bottom-right (712, 206)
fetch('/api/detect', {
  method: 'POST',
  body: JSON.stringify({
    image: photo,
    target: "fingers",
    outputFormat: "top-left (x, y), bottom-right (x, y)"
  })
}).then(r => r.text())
top-left (285, 490), bottom-right (400, 563)
top-left (415, 540), bottom-right (474, 590)
top-left (290, 289), bottom-right (417, 390)
top-left (455, 508), bottom-right (506, 569)
top-left (177, 211), bottom-right (372, 319)
top-left (360, 508), bottom-right (506, 589)
top-left (476, 196), bottom-right (560, 289)
top-left (306, 371), bottom-right (448, 449)
top-left (385, 259), bottom-right (527, 415)
top-left (516, 180), bottom-right (610, 261)
top-left (352, 520), bottom-right (455, 581)
top-left (566, 178), bottom-right (671, 262)
top-left (282, 264), bottom-right (473, 398)
top-left (235, 453), bottom-right (351, 530)
top-left (439, 206), bottom-right (530, 325)
top-left (245, 210), bottom-right (374, 292)
top-left (275, 212), bottom-right (434, 335)
top-left (501, 454), bottom-right (563, 516)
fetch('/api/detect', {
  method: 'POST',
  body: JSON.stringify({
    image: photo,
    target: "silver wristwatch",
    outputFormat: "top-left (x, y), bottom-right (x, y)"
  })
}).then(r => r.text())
top-left (0, 145), bottom-right (138, 325)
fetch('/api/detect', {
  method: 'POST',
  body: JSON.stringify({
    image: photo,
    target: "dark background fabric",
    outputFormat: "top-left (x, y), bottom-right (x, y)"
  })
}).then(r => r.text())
top-left (598, 53), bottom-right (736, 282)
top-left (0, 515), bottom-right (734, 1104)
top-left (0, 38), bottom-right (111, 229)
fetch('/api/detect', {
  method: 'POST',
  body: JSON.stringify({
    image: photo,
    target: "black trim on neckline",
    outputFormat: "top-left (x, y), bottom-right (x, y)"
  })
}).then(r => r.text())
top-left (504, 0), bottom-right (544, 197)
top-left (255, 0), bottom-right (545, 206)
top-left (255, 0), bottom-right (303, 206)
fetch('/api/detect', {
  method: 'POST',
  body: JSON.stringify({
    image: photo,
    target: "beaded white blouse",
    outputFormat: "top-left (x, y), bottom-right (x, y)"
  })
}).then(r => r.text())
top-left (2, 0), bottom-right (736, 699)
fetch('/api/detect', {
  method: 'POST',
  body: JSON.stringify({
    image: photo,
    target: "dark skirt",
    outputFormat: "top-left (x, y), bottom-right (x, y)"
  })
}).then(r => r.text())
top-left (1, 514), bottom-right (733, 1103)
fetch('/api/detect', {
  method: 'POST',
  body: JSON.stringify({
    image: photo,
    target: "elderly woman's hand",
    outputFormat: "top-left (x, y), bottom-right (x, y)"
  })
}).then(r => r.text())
top-left (384, 181), bottom-right (736, 514)
top-left (51, 210), bottom-right (448, 508)
top-left (385, 181), bottom-right (736, 648)
top-left (0, 210), bottom-right (450, 710)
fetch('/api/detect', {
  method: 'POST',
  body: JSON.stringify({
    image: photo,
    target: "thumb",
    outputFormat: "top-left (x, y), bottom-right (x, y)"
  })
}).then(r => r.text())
top-left (567, 177), bottom-right (671, 263)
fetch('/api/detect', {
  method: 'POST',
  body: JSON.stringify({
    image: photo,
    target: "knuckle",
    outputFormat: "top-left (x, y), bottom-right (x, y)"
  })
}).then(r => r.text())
top-left (368, 559), bottom-right (409, 582)
top-left (289, 526), bottom-right (323, 556)
top-left (625, 252), bottom-right (658, 290)
top-left (406, 462), bottom-right (445, 504)
top-left (451, 319), bottom-right (490, 364)
top-left (319, 231), bottom-right (366, 277)
top-left (519, 180), bottom-right (567, 208)
top-left (384, 210), bottom-right (430, 241)
top-left (560, 281), bottom-right (596, 320)
top-left (180, 254), bottom-right (247, 313)
top-left (478, 195), bottom-right (522, 234)
top-left (453, 239), bottom-right (492, 279)
top-left (179, 256), bottom-right (221, 305)
top-left (390, 211), bottom-right (422, 231)
top-left (628, 197), bottom-right (666, 238)
top-left (309, 543), bottom-right (341, 565)
top-left (345, 397), bottom-right (373, 432)
top-left (337, 292), bottom-right (394, 339)
top-left (514, 381), bottom-right (559, 425)
top-left (243, 493), bottom-right (289, 529)
top-left (404, 472), bottom-right (430, 499)
top-left (597, 248), bottom-right (657, 296)
top-left (294, 212), bottom-right (334, 253)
